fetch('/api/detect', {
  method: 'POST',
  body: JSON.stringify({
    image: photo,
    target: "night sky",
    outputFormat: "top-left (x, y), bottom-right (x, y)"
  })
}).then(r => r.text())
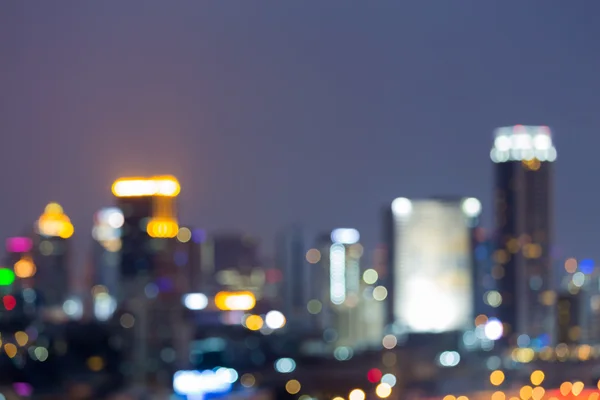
top-left (1, 2), bottom-right (599, 273)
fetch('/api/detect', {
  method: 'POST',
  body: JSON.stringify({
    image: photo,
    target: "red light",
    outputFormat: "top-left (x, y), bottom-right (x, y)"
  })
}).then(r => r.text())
top-left (3, 295), bottom-right (16, 311)
top-left (367, 368), bottom-right (382, 383)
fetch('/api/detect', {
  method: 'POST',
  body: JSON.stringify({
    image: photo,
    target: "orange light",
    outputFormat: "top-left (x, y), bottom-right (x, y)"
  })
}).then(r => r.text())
top-left (112, 176), bottom-right (180, 198)
top-left (244, 315), bottom-right (263, 331)
top-left (147, 218), bottom-right (179, 238)
top-left (37, 202), bottom-right (74, 239)
top-left (14, 257), bottom-right (36, 278)
top-left (215, 291), bottom-right (256, 311)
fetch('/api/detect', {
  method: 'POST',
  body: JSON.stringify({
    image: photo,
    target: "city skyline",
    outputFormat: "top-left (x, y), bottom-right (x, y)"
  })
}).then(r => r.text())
top-left (2, 2), bottom-right (600, 268)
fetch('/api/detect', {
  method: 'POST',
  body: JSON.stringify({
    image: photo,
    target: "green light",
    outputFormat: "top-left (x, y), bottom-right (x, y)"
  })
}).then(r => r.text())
top-left (0, 269), bottom-right (15, 286)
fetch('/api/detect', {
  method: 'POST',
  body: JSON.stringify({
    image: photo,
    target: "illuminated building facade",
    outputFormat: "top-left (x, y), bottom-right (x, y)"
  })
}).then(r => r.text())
top-left (34, 202), bottom-right (74, 308)
top-left (386, 197), bottom-right (480, 333)
top-left (491, 125), bottom-right (556, 343)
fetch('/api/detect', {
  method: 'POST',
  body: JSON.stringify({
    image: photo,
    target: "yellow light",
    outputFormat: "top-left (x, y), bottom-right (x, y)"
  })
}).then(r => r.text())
top-left (490, 370), bottom-right (505, 386)
top-left (147, 218), bottom-right (179, 238)
top-left (4, 343), bottom-right (17, 358)
top-left (112, 176), bottom-right (180, 197)
top-left (37, 203), bottom-right (74, 239)
top-left (245, 315), bottom-right (264, 331)
top-left (491, 391), bottom-right (506, 400)
top-left (456, 396), bottom-right (469, 400)
top-left (349, 389), bottom-right (366, 400)
top-left (597, 379), bottom-right (600, 390)
top-left (177, 227), bottom-right (192, 243)
top-left (572, 381), bottom-right (585, 396)
top-left (332, 398), bottom-right (345, 400)
top-left (530, 370), bottom-right (545, 386)
top-left (285, 379), bottom-right (301, 395)
top-left (87, 356), bottom-right (104, 371)
top-left (531, 387), bottom-right (545, 400)
top-left (443, 396), bottom-right (456, 400)
top-left (560, 382), bottom-right (572, 396)
top-left (241, 373), bottom-right (256, 388)
top-left (14, 257), bottom-right (36, 278)
top-left (14, 331), bottom-right (28, 347)
top-left (519, 385), bottom-right (533, 400)
top-left (215, 291), bottom-right (256, 311)
top-left (375, 383), bottom-right (392, 398)
top-left (44, 202), bottom-right (64, 214)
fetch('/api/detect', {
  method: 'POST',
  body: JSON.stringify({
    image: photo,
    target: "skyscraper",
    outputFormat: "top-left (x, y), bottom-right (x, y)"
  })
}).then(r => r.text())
top-left (491, 125), bottom-right (557, 344)
top-left (385, 197), bottom-right (480, 334)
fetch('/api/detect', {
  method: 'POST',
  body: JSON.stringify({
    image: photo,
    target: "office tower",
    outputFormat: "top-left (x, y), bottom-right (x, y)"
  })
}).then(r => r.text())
top-left (34, 202), bottom-right (74, 308)
top-left (210, 233), bottom-right (263, 293)
top-left (472, 230), bottom-right (498, 318)
top-left (491, 125), bottom-right (557, 343)
top-left (557, 293), bottom-right (580, 345)
top-left (276, 225), bottom-right (312, 330)
top-left (385, 197), bottom-right (480, 334)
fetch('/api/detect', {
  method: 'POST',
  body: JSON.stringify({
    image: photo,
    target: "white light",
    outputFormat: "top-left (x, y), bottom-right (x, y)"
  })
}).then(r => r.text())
top-left (331, 228), bottom-right (360, 245)
top-left (274, 358), bottom-right (296, 373)
top-left (491, 126), bottom-right (556, 163)
top-left (63, 298), bottom-right (83, 320)
top-left (461, 197), bottom-right (481, 217)
top-left (173, 370), bottom-right (232, 396)
top-left (106, 210), bottom-right (124, 229)
top-left (265, 310), bottom-right (286, 329)
top-left (484, 318), bottom-right (503, 341)
top-left (494, 135), bottom-right (511, 151)
top-left (94, 293), bottom-right (116, 321)
top-left (438, 350), bottom-right (460, 367)
top-left (183, 293), bottom-right (209, 310)
top-left (573, 272), bottom-right (585, 288)
top-left (330, 244), bottom-right (346, 305)
top-left (215, 367), bottom-right (238, 384)
top-left (391, 197), bottom-right (412, 216)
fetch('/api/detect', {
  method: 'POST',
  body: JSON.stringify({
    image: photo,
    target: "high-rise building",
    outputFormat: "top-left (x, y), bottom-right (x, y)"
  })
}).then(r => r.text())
top-left (557, 293), bottom-right (580, 345)
top-left (33, 202), bottom-right (74, 309)
top-left (385, 197), bottom-right (480, 334)
top-left (491, 125), bottom-right (557, 343)
top-left (472, 230), bottom-right (498, 319)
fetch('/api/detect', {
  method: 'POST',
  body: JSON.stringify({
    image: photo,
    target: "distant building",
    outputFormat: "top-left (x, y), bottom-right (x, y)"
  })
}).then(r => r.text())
top-left (472, 230), bottom-right (498, 319)
top-left (491, 125), bottom-right (557, 344)
top-left (557, 293), bottom-right (581, 345)
top-left (385, 197), bottom-right (480, 334)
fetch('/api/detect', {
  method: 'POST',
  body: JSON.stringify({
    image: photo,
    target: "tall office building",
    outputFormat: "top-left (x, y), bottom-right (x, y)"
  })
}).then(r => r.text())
top-left (385, 197), bottom-right (480, 333)
top-left (491, 125), bottom-right (557, 343)
top-left (276, 225), bottom-right (312, 330)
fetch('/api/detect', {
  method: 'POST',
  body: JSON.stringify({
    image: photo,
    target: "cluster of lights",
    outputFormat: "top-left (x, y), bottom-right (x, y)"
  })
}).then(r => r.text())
top-left (490, 125), bottom-right (557, 163)
top-left (173, 368), bottom-right (237, 397)
top-left (36, 202), bottom-right (74, 239)
top-left (214, 291), bottom-right (256, 311)
top-left (391, 197), bottom-right (482, 218)
top-left (146, 217), bottom-right (179, 238)
top-left (243, 310), bottom-right (286, 331)
top-left (112, 176), bottom-right (181, 197)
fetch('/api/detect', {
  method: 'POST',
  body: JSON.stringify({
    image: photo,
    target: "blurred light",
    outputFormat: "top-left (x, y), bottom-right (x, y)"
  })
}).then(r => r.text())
top-left (275, 358), bottom-right (296, 373)
top-left (461, 198), bottom-right (482, 217)
top-left (520, 385), bottom-right (533, 400)
top-left (485, 291), bottom-right (502, 308)
top-left (532, 387), bottom-right (545, 400)
top-left (382, 352), bottom-right (396, 367)
top-left (334, 346), bottom-right (353, 361)
top-left (0, 269), bottom-right (15, 286)
top-left (565, 258), bottom-right (578, 273)
top-left (484, 318), bottom-right (503, 340)
top-left (34, 347), bottom-right (48, 362)
top-left (63, 298), bottom-right (83, 319)
top-left (265, 310), bottom-right (286, 329)
top-left (491, 126), bottom-right (556, 163)
top-left (490, 370), bottom-right (505, 386)
top-left (105, 209), bottom-right (124, 228)
top-left (559, 382), bottom-right (572, 396)
top-left (443, 396), bottom-right (456, 400)
top-left (15, 331), bottom-right (28, 347)
top-left (37, 202), bottom-right (74, 239)
top-left (120, 313), bottom-right (135, 328)
top-left (363, 269), bottom-right (378, 284)
top-left (332, 398), bottom-right (344, 400)
top-left (183, 293), bottom-right (208, 310)
top-left (580, 258), bottom-right (595, 274)
top-left (373, 286), bottom-right (388, 301)
top-left (147, 217), bottom-right (179, 238)
top-left (144, 283), bottom-right (159, 298)
top-left (173, 370), bottom-right (232, 396)
top-left (530, 370), bottom-right (545, 386)
top-left (6, 237), bottom-right (32, 253)
top-left (391, 198), bottom-right (412, 216)
top-left (215, 291), bottom-right (256, 311)
top-left (216, 367), bottom-right (238, 384)
top-left (94, 293), bottom-right (116, 321)
top-left (349, 389), bottom-right (366, 400)
top-left (307, 299), bottom-right (322, 314)
top-left (381, 373), bottom-right (397, 388)
top-left (14, 257), bottom-right (36, 278)
top-left (306, 249), bottom-right (321, 264)
top-left (438, 351), bottom-right (460, 367)
top-left (112, 176), bottom-right (180, 197)
top-left (4, 344), bottom-right (17, 358)
top-left (244, 315), bottom-right (264, 331)
top-left (572, 381), bottom-right (584, 396)
top-left (491, 391), bottom-right (505, 400)
top-left (517, 334), bottom-right (531, 348)
top-left (573, 272), bottom-right (585, 287)
top-left (330, 243), bottom-right (346, 304)
top-left (240, 373), bottom-right (255, 388)
top-left (376, 383), bottom-right (392, 398)
top-left (367, 368), bottom-right (382, 383)
top-left (87, 356), bottom-right (104, 372)
top-left (3, 295), bottom-right (16, 311)
top-left (382, 334), bottom-right (397, 349)
top-left (331, 228), bottom-right (360, 245)
top-left (177, 227), bottom-right (192, 243)
top-left (285, 380), bottom-right (301, 395)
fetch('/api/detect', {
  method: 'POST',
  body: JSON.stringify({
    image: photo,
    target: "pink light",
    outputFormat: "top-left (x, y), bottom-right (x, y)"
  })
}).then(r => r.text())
top-left (6, 237), bottom-right (32, 253)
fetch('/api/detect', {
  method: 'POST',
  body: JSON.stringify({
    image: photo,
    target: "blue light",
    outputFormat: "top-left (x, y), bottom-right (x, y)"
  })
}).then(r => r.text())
top-left (580, 259), bottom-right (595, 274)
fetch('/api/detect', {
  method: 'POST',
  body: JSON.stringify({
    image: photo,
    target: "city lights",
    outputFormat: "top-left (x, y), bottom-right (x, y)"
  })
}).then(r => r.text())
top-left (112, 176), bottom-right (181, 197)
top-left (491, 125), bottom-right (556, 163)
top-left (14, 257), bottom-right (36, 278)
top-left (36, 202), bottom-right (74, 239)
top-left (331, 228), bottom-right (360, 245)
top-left (5, 237), bottom-right (32, 253)
top-left (265, 310), bottom-right (286, 329)
top-left (146, 217), bottom-right (179, 238)
top-left (182, 293), bottom-right (208, 310)
top-left (0, 269), bottom-right (15, 286)
top-left (215, 291), bottom-right (256, 311)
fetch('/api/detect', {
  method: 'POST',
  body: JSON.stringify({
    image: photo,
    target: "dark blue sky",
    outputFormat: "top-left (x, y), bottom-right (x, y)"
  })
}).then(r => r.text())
top-left (1, 1), bottom-right (599, 269)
